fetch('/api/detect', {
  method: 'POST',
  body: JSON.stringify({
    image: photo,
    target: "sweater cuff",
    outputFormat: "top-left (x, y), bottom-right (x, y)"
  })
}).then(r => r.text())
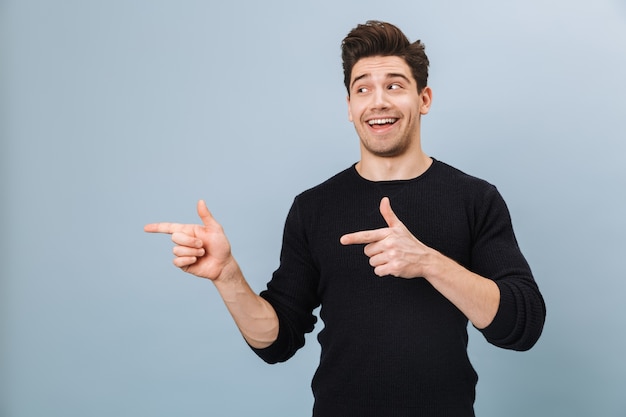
top-left (479, 281), bottom-right (517, 342)
top-left (248, 321), bottom-right (290, 364)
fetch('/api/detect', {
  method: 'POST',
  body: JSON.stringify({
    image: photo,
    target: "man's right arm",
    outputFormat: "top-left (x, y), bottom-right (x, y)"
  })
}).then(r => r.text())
top-left (144, 199), bottom-right (279, 349)
top-left (211, 259), bottom-right (279, 348)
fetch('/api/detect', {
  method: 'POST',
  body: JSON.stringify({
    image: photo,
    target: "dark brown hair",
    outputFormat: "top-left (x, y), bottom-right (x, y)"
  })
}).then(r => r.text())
top-left (341, 20), bottom-right (429, 94)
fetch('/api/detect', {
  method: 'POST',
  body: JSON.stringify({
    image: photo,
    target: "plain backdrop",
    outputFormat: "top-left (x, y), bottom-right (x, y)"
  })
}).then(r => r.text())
top-left (2, 1), bottom-right (626, 416)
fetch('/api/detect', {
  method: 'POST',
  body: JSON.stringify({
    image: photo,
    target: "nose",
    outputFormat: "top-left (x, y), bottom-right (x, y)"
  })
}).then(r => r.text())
top-left (371, 87), bottom-right (390, 110)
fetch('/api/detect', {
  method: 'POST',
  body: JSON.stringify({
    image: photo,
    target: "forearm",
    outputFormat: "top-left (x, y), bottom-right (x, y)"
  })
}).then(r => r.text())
top-left (213, 259), bottom-right (279, 349)
top-left (424, 252), bottom-right (500, 329)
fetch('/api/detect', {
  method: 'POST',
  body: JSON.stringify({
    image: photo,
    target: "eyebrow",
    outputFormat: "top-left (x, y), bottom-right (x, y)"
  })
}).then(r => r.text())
top-left (350, 72), bottom-right (412, 90)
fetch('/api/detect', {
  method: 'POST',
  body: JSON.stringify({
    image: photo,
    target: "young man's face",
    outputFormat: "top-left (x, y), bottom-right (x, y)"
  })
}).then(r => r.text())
top-left (347, 55), bottom-right (432, 158)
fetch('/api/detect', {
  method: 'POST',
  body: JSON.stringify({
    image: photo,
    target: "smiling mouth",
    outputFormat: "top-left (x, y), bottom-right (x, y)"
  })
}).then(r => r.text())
top-left (367, 118), bottom-right (398, 127)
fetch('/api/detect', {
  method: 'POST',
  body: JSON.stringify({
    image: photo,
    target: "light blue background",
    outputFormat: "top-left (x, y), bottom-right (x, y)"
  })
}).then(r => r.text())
top-left (2, 1), bottom-right (626, 416)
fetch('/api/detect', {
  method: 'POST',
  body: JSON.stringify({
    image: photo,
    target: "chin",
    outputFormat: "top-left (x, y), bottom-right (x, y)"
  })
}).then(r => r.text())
top-left (363, 142), bottom-right (410, 158)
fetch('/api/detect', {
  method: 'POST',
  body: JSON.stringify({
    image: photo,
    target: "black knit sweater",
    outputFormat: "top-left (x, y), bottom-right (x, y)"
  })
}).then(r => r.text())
top-left (252, 159), bottom-right (546, 417)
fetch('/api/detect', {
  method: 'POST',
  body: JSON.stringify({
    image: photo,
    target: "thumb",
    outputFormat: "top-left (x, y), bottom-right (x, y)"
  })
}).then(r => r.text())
top-left (197, 199), bottom-right (217, 227)
top-left (379, 197), bottom-right (402, 228)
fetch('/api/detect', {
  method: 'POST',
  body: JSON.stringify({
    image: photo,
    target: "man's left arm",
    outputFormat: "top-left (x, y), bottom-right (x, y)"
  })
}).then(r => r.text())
top-left (341, 197), bottom-right (545, 350)
top-left (340, 196), bottom-right (500, 329)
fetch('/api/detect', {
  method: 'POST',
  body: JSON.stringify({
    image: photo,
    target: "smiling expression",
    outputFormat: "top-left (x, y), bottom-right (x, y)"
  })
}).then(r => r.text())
top-left (347, 55), bottom-right (432, 158)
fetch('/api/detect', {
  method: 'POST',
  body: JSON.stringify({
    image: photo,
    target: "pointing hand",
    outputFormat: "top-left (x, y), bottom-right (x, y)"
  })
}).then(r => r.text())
top-left (144, 200), bottom-right (233, 280)
top-left (340, 197), bottom-right (434, 279)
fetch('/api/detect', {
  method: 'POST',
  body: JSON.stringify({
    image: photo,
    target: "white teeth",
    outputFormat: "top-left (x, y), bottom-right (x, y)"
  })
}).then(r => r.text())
top-left (368, 118), bottom-right (397, 125)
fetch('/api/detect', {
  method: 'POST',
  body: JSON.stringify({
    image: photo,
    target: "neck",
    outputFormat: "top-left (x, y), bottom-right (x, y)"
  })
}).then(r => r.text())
top-left (356, 152), bottom-right (433, 181)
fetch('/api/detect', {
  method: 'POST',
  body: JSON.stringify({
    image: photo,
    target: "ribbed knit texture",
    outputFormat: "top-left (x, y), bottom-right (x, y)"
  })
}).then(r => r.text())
top-left (252, 159), bottom-right (546, 417)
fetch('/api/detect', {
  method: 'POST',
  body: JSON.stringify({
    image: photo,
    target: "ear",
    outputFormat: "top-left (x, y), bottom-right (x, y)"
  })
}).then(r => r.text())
top-left (347, 95), bottom-right (353, 122)
top-left (419, 87), bottom-right (433, 115)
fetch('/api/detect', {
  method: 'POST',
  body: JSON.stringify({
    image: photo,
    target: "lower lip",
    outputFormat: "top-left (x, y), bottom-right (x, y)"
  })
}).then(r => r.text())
top-left (367, 122), bottom-right (396, 134)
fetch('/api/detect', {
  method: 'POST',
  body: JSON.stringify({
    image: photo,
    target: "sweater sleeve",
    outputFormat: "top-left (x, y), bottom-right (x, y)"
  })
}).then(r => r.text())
top-left (471, 186), bottom-right (546, 351)
top-left (250, 197), bottom-right (320, 363)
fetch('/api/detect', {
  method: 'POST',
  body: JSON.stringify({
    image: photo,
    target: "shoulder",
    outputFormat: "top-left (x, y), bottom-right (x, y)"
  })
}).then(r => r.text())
top-left (295, 165), bottom-right (359, 202)
top-left (429, 159), bottom-right (507, 214)
top-left (431, 159), bottom-right (496, 191)
top-left (282, 165), bottom-right (361, 232)
top-left (432, 159), bottom-right (499, 197)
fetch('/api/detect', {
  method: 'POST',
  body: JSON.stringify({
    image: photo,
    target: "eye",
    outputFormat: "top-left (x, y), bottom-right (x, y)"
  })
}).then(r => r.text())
top-left (388, 83), bottom-right (402, 90)
top-left (356, 87), bottom-right (369, 94)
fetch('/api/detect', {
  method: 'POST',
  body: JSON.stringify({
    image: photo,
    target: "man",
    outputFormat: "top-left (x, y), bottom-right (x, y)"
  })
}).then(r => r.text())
top-left (145, 20), bottom-right (546, 417)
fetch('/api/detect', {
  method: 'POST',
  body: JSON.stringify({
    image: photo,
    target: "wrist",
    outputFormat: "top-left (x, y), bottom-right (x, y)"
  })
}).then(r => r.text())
top-left (211, 257), bottom-right (239, 286)
top-left (421, 249), bottom-right (457, 283)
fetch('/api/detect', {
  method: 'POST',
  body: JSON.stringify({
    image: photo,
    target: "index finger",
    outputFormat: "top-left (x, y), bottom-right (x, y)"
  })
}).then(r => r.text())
top-left (340, 228), bottom-right (388, 245)
top-left (144, 222), bottom-right (185, 235)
